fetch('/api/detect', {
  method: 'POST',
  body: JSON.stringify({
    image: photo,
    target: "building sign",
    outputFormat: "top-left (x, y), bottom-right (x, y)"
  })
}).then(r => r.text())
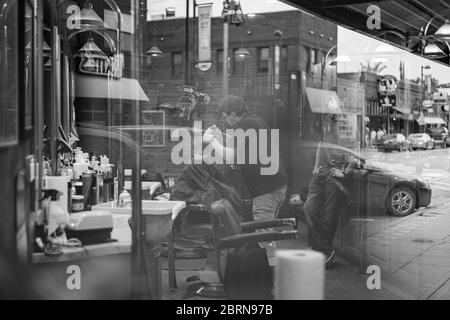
top-left (274, 45), bottom-right (280, 90)
top-left (422, 99), bottom-right (433, 108)
top-left (433, 91), bottom-right (447, 103)
top-left (377, 75), bottom-right (397, 107)
top-left (377, 75), bottom-right (397, 96)
top-left (76, 54), bottom-right (123, 78)
top-left (425, 74), bottom-right (432, 94)
top-left (379, 95), bottom-right (396, 107)
top-left (197, 4), bottom-right (212, 71)
top-left (337, 79), bottom-right (364, 114)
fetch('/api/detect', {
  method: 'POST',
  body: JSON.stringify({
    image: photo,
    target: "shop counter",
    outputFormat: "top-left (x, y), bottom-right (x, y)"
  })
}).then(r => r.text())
top-left (30, 214), bottom-right (132, 299)
top-left (32, 214), bottom-right (131, 264)
top-left (30, 199), bottom-right (185, 299)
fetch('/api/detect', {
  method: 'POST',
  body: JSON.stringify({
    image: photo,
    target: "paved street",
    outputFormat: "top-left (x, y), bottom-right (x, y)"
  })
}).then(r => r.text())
top-left (345, 147), bottom-right (450, 299)
top-left (162, 147), bottom-right (450, 300)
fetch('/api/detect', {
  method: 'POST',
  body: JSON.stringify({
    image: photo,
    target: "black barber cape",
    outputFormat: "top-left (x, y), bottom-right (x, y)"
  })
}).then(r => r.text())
top-left (170, 164), bottom-right (252, 221)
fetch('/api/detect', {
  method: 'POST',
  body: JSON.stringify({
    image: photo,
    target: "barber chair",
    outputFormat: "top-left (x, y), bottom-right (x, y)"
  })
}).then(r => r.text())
top-left (188, 199), bottom-right (299, 299)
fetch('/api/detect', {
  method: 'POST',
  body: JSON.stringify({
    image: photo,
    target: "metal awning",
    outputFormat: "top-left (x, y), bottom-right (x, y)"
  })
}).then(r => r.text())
top-left (282, 0), bottom-right (450, 66)
top-left (75, 75), bottom-right (149, 101)
top-left (305, 87), bottom-right (342, 114)
top-left (416, 116), bottom-right (446, 125)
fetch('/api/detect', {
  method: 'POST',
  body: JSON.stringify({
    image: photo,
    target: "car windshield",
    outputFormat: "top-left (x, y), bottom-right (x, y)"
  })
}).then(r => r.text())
top-left (384, 134), bottom-right (397, 139)
top-left (408, 134), bottom-right (425, 139)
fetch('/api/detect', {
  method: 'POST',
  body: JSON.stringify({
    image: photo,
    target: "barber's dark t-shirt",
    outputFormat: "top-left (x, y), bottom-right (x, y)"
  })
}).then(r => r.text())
top-left (232, 115), bottom-right (287, 198)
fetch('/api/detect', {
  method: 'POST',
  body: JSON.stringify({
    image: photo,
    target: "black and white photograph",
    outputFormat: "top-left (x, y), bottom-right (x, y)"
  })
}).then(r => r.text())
top-left (2, 0), bottom-right (450, 305)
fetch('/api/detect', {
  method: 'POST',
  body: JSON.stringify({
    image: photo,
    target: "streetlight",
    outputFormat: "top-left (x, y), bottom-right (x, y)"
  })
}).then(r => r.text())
top-left (321, 45), bottom-right (337, 89)
top-left (320, 45), bottom-right (352, 89)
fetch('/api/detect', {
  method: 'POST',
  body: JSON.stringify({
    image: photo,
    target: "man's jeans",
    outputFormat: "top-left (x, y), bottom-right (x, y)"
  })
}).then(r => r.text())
top-left (253, 185), bottom-right (288, 221)
top-left (303, 175), bottom-right (344, 256)
top-left (252, 185), bottom-right (287, 248)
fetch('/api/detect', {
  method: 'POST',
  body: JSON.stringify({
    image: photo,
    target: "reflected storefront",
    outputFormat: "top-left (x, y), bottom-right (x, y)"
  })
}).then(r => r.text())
top-left (2, 0), bottom-right (450, 300)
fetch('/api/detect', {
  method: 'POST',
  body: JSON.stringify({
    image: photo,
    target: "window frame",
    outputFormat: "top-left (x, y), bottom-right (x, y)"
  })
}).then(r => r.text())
top-left (257, 46), bottom-right (270, 74)
top-left (171, 51), bottom-right (183, 79)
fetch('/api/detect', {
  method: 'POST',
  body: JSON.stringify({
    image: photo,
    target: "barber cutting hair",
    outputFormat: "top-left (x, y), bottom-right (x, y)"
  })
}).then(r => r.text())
top-left (202, 95), bottom-right (288, 227)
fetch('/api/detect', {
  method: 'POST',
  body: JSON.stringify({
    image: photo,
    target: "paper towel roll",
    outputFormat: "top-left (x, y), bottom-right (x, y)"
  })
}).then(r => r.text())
top-left (274, 250), bottom-right (325, 300)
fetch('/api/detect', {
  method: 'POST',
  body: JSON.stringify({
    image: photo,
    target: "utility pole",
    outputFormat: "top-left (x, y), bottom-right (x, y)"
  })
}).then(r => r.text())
top-left (185, 0), bottom-right (190, 85)
top-left (223, 22), bottom-right (229, 96)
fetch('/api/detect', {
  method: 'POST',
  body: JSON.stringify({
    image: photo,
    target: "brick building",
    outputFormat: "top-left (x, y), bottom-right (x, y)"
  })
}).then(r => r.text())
top-left (137, 10), bottom-right (338, 178)
top-left (144, 10), bottom-right (337, 123)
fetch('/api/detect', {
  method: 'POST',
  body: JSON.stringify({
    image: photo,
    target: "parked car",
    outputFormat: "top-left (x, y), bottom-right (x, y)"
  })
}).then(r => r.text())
top-left (296, 141), bottom-right (432, 217)
top-left (378, 133), bottom-right (410, 152)
top-left (406, 133), bottom-right (435, 150)
top-left (426, 127), bottom-right (448, 148)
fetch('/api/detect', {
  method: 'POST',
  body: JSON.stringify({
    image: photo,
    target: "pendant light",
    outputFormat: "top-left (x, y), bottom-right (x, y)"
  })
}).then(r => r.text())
top-left (424, 42), bottom-right (447, 59)
top-left (25, 40), bottom-right (52, 57)
top-left (235, 47), bottom-right (250, 59)
top-left (70, 0), bottom-right (110, 30)
top-left (147, 22), bottom-right (163, 58)
top-left (235, 28), bottom-right (250, 60)
top-left (435, 20), bottom-right (450, 40)
top-left (74, 37), bottom-right (108, 59)
top-left (374, 43), bottom-right (398, 55)
top-left (146, 46), bottom-right (163, 57)
top-left (329, 54), bottom-right (351, 66)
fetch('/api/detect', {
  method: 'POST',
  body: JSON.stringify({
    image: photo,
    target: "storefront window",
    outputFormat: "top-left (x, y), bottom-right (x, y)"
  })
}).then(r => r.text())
top-left (171, 51), bottom-right (183, 78)
top-left (257, 46), bottom-right (270, 73)
top-left (4, 0), bottom-right (450, 301)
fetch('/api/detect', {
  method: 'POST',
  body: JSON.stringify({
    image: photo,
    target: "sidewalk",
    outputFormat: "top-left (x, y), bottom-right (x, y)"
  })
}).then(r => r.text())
top-left (160, 200), bottom-right (450, 300)
top-left (159, 221), bottom-right (407, 300)
top-left (359, 202), bottom-right (450, 300)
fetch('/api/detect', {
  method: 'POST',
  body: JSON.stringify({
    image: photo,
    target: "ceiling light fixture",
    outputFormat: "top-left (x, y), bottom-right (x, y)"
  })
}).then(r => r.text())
top-left (424, 42), bottom-right (446, 59)
top-left (71, 0), bottom-right (110, 30)
top-left (435, 19), bottom-right (450, 40)
top-left (235, 47), bottom-right (250, 59)
top-left (146, 45), bottom-right (163, 57)
top-left (74, 37), bottom-right (108, 59)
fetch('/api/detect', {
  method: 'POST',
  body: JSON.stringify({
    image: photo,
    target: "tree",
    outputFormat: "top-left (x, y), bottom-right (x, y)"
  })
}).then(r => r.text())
top-left (361, 61), bottom-right (387, 74)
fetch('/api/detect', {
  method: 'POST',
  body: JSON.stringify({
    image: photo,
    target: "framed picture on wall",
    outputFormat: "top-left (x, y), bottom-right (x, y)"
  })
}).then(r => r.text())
top-left (0, 0), bottom-right (19, 147)
top-left (141, 110), bottom-right (165, 147)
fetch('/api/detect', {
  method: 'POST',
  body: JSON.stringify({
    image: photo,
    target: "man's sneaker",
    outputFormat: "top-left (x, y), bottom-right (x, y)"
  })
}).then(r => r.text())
top-left (325, 250), bottom-right (336, 270)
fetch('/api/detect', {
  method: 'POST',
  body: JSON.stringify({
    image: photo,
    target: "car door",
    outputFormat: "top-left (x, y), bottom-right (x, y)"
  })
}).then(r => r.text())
top-left (340, 157), bottom-right (370, 246)
top-left (365, 169), bottom-right (390, 215)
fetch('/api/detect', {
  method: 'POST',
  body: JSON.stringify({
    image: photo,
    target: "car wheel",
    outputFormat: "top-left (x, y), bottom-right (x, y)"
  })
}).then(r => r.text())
top-left (387, 187), bottom-right (416, 217)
